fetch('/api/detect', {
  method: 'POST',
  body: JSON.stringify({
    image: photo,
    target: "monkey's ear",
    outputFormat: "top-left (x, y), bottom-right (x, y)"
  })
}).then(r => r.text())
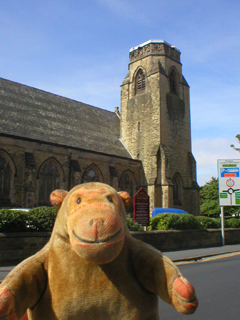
top-left (50, 190), bottom-right (68, 209)
top-left (118, 191), bottom-right (132, 210)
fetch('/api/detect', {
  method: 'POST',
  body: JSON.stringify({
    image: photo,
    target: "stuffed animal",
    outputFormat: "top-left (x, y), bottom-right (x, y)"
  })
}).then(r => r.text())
top-left (0, 182), bottom-right (198, 320)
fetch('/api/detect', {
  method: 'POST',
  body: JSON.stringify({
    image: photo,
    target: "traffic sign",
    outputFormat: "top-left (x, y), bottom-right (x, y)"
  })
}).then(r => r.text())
top-left (217, 159), bottom-right (240, 206)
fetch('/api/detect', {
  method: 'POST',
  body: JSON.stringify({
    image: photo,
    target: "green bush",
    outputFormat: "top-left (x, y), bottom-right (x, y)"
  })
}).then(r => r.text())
top-left (225, 218), bottom-right (240, 229)
top-left (2, 208), bottom-right (240, 233)
top-left (0, 210), bottom-right (28, 232)
top-left (0, 207), bottom-right (57, 232)
top-left (195, 216), bottom-right (221, 229)
top-left (0, 208), bottom-right (143, 232)
top-left (126, 214), bottom-right (144, 231)
top-left (148, 213), bottom-right (201, 231)
top-left (26, 207), bottom-right (58, 231)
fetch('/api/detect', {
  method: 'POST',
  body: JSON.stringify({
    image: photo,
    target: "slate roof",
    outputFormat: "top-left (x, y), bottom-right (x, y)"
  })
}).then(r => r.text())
top-left (0, 77), bottom-right (132, 159)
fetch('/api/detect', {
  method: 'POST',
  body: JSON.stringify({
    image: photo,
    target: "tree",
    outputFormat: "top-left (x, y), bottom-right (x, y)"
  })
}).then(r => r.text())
top-left (200, 177), bottom-right (220, 217)
top-left (230, 134), bottom-right (240, 153)
top-left (200, 177), bottom-right (240, 217)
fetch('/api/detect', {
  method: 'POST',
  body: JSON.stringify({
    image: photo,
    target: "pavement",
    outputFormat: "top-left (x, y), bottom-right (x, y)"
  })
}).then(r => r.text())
top-left (162, 243), bottom-right (240, 263)
top-left (1, 244), bottom-right (240, 283)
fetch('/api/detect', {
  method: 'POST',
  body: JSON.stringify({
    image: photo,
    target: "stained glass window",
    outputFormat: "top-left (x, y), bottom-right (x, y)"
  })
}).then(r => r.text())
top-left (0, 154), bottom-right (11, 201)
top-left (82, 165), bottom-right (102, 183)
top-left (170, 69), bottom-right (177, 95)
top-left (38, 159), bottom-right (60, 205)
top-left (119, 171), bottom-right (135, 200)
top-left (135, 69), bottom-right (145, 94)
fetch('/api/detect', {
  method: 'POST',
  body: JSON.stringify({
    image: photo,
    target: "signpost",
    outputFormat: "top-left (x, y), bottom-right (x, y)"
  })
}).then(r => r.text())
top-left (133, 187), bottom-right (149, 227)
top-left (217, 159), bottom-right (240, 245)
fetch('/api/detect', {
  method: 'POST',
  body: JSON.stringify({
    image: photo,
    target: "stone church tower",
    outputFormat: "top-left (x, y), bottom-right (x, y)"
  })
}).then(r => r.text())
top-left (120, 40), bottom-right (199, 215)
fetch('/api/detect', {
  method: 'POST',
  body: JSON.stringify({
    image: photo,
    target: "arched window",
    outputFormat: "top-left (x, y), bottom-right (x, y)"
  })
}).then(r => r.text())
top-left (38, 159), bottom-right (61, 206)
top-left (82, 164), bottom-right (103, 183)
top-left (119, 170), bottom-right (136, 202)
top-left (135, 69), bottom-right (145, 94)
top-left (0, 150), bottom-right (15, 205)
top-left (169, 69), bottom-right (178, 95)
top-left (172, 173), bottom-right (183, 205)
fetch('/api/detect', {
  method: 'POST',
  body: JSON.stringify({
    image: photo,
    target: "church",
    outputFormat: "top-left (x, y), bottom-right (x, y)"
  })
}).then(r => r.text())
top-left (0, 40), bottom-right (200, 215)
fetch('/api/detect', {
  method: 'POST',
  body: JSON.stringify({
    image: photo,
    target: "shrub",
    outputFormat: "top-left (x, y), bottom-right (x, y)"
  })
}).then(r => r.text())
top-left (0, 209), bottom-right (28, 232)
top-left (27, 207), bottom-right (58, 231)
top-left (0, 209), bottom-right (144, 232)
top-left (225, 218), bottom-right (240, 229)
top-left (2, 208), bottom-right (240, 233)
top-left (148, 213), bottom-right (201, 231)
top-left (0, 207), bottom-right (57, 232)
top-left (195, 216), bottom-right (221, 229)
top-left (126, 214), bottom-right (144, 231)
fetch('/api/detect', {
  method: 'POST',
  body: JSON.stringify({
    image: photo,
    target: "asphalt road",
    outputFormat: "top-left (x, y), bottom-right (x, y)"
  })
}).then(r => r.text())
top-left (1, 252), bottom-right (240, 319)
top-left (158, 254), bottom-right (240, 319)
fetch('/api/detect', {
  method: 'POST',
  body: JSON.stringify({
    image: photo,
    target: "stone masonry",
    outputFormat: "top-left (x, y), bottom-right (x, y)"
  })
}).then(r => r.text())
top-left (120, 40), bottom-right (200, 215)
top-left (0, 39), bottom-right (199, 216)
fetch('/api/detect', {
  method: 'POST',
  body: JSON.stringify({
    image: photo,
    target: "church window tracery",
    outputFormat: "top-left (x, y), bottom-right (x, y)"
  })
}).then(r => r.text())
top-left (169, 69), bottom-right (178, 95)
top-left (119, 170), bottom-right (136, 204)
top-left (82, 164), bottom-right (103, 183)
top-left (0, 155), bottom-right (11, 201)
top-left (135, 69), bottom-right (145, 94)
top-left (38, 159), bottom-right (61, 205)
top-left (0, 150), bottom-right (15, 205)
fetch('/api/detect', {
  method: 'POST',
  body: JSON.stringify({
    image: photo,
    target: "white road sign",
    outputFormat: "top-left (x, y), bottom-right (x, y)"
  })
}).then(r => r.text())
top-left (217, 159), bottom-right (240, 206)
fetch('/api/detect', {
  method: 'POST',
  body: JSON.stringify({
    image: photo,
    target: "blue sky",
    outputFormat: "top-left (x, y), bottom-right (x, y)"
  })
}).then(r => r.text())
top-left (1, 0), bottom-right (239, 186)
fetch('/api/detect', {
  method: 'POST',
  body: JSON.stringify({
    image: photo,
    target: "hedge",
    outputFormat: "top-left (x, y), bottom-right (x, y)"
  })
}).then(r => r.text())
top-left (148, 213), bottom-right (201, 231)
top-left (195, 216), bottom-right (221, 229)
top-left (126, 214), bottom-right (144, 231)
top-left (148, 214), bottom-right (240, 231)
top-left (0, 208), bottom-right (143, 232)
top-left (0, 207), bottom-right (57, 232)
top-left (0, 210), bottom-right (28, 232)
top-left (1, 209), bottom-right (240, 232)
top-left (26, 207), bottom-right (58, 232)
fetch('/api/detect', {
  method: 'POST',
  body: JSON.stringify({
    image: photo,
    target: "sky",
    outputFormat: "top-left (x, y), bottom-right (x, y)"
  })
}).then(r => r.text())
top-left (0, 0), bottom-right (239, 186)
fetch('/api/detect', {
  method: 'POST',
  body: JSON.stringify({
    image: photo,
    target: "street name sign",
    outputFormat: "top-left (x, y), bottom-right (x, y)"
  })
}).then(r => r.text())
top-left (217, 159), bottom-right (240, 206)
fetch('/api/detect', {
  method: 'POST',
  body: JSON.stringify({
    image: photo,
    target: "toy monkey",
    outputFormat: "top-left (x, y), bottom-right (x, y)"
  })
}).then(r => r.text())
top-left (0, 182), bottom-right (198, 319)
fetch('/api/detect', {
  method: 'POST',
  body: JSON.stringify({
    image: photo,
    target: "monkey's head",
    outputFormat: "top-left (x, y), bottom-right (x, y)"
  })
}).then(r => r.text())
top-left (50, 182), bottom-right (131, 265)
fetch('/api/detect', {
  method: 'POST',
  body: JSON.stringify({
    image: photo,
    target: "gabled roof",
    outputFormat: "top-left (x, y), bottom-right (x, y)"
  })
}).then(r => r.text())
top-left (0, 77), bottom-right (132, 159)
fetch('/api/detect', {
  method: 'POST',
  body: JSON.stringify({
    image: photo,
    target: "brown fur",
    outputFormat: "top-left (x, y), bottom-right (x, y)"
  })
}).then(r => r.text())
top-left (0, 182), bottom-right (198, 320)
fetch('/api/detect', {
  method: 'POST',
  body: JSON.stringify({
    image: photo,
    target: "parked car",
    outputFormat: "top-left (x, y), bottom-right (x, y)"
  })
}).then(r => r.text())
top-left (152, 208), bottom-right (188, 217)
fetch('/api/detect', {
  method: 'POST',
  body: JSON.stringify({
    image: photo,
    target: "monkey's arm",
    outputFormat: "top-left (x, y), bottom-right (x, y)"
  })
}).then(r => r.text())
top-left (0, 251), bottom-right (48, 320)
top-left (132, 240), bottom-right (198, 314)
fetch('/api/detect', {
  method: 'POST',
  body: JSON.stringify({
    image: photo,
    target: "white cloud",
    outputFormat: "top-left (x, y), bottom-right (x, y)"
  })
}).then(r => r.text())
top-left (193, 138), bottom-right (240, 186)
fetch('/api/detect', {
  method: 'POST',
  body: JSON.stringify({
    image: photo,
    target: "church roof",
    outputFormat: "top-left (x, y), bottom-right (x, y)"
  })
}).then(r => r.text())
top-left (0, 77), bottom-right (132, 159)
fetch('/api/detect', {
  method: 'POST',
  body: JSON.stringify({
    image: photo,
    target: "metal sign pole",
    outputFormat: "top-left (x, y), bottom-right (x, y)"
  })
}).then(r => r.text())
top-left (221, 206), bottom-right (225, 246)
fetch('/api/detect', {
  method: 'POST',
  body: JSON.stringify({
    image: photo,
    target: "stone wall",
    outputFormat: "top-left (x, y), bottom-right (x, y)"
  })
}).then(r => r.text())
top-left (0, 232), bottom-right (50, 266)
top-left (1, 229), bottom-right (240, 265)
top-left (0, 136), bottom-right (141, 208)
top-left (132, 229), bottom-right (240, 251)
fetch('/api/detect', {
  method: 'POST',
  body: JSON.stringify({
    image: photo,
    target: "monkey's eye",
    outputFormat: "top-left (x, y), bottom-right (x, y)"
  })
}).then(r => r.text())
top-left (76, 198), bottom-right (81, 204)
top-left (107, 196), bottom-right (113, 203)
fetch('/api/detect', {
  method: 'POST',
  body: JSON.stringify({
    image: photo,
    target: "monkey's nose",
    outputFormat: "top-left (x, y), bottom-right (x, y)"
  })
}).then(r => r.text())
top-left (90, 219), bottom-right (104, 226)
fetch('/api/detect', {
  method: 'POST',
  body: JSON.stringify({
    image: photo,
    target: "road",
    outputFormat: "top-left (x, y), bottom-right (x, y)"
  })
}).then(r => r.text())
top-left (158, 254), bottom-right (240, 319)
top-left (1, 253), bottom-right (240, 319)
